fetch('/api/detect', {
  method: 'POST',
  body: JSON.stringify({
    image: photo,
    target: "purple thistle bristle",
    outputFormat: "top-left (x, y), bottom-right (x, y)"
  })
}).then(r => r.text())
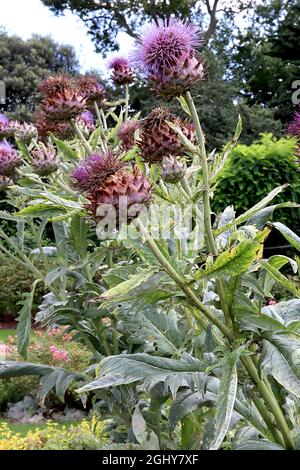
top-left (0, 141), bottom-right (21, 176)
top-left (0, 113), bottom-right (9, 128)
top-left (130, 19), bottom-right (204, 99)
top-left (108, 57), bottom-right (130, 70)
top-left (77, 111), bottom-right (95, 132)
top-left (108, 56), bottom-right (134, 86)
top-left (287, 111), bottom-right (300, 137)
top-left (131, 19), bottom-right (201, 74)
top-left (71, 152), bottom-right (124, 193)
top-left (0, 114), bottom-right (13, 139)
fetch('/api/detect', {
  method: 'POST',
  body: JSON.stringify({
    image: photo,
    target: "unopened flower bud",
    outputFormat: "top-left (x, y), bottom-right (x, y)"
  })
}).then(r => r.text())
top-left (161, 156), bottom-right (185, 183)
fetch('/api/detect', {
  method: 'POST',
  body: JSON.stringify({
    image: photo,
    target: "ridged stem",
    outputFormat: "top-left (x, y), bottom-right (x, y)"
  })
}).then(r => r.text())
top-left (71, 121), bottom-right (93, 155)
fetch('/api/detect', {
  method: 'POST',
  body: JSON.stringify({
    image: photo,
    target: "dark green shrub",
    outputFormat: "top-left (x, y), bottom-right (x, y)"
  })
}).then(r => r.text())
top-left (213, 134), bottom-right (300, 231)
top-left (0, 254), bottom-right (44, 319)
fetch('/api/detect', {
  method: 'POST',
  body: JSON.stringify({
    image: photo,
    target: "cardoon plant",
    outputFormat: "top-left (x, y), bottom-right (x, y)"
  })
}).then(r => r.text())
top-left (1, 17), bottom-right (300, 453)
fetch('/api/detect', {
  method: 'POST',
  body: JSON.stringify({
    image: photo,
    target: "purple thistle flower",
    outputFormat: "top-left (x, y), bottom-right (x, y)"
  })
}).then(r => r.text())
top-left (130, 19), bottom-right (204, 99)
top-left (108, 57), bottom-right (130, 70)
top-left (0, 141), bottom-right (21, 176)
top-left (76, 111), bottom-right (95, 133)
top-left (108, 56), bottom-right (134, 86)
top-left (31, 144), bottom-right (60, 176)
top-left (118, 121), bottom-right (139, 151)
top-left (0, 114), bottom-right (13, 139)
top-left (287, 110), bottom-right (300, 137)
top-left (71, 153), bottom-right (123, 193)
top-left (10, 121), bottom-right (38, 144)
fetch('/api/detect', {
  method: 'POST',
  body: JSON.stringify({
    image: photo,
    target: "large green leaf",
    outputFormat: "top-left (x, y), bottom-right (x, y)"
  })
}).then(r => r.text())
top-left (260, 259), bottom-right (300, 297)
top-left (100, 267), bottom-right (159, 302)
top-left (273, 222), bottom-right (300, 252)
top-left (0, 362), bottom-right (86, 403)
top-left (262, 299), bottom-right (300, 329)
top-left (238, 311), bottom-right (285, 333)
top-left (122, 306), bottom-right (184, 356)
top-left (77, 353), bottom-right (205, 396)
top-left (234, 439), bottom-right (285, 450)
top-left (69, 214), bottom-right (88, 258)
top-left (209, 354), bottom-right (238, 450)
top-left (261, 335), bottom-right (300, 397)
top-left (0, 361), bottom-right (54, 377)
top-left (195, 239), bottom-right (261, 280)
top-left (214, 185), bottom-right (288, 237)
top-left (247, 202), bottom-right (300, 229)
top-left (16, 279), bottom-right (41, 358)
top-left (168, 388), bottom-right (216, 431)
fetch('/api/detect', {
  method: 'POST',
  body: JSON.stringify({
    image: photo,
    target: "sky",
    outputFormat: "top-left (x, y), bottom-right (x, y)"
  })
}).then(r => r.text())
top-left (0, 0), bottom-right (135, 73)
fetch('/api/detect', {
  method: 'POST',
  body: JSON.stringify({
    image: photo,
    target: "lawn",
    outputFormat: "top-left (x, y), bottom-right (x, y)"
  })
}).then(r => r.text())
top-left (0, 330), bottom-right (16, 343)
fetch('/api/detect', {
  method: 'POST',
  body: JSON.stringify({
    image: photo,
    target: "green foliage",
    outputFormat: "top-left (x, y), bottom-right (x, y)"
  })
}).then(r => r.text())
top-left (0, 254), bottom-right (44, 319)
top-left (0, 32), bottom-right (79, 120)
top-left (0, 418), bottom-right (108, 450)
top-left (213, 134), bottom-right (300, 229)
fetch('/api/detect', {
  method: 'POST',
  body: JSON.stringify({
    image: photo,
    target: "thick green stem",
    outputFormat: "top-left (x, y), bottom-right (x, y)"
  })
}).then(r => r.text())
top-left (124, 84), bottom-right (129, 122)
top-left (183, 91), bottom-right (216, 255)
top-left (71, 121), bottom-right (93, 155)
top-left (242, 356), bottom-right (294, 449)
top-left (138, 222), bottom-right (234, 341)
top-left (253, 397), bottom-right (285, 447)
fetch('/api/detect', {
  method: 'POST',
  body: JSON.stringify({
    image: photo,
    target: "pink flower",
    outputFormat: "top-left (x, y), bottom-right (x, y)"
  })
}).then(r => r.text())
top-left (0, 344), bottom-right (9, 354)
top-left (50, 345), bottom-right (69, 363)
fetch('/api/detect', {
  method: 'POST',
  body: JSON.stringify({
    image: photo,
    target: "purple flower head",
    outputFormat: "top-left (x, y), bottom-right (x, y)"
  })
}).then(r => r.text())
top-left (0, 113), bottom-right (9, 128)
top-left (0, 114), bottom-right (13, 139)
top-left (108, 57), bottom-right (130, 70)
top-left (287, 111), bottom-right (300, 138)
top-left (31, 143), bottom-right (60, 176)
top-left (130, 19), bottom-right (204, 99)
top-left (0, 141), bottom-right (21, 176)
top-left (10, 121), bottom-right (38, 144)
top-left (131, 19), bottom-right (201, 74)
top-left (118, 121), bottom-right (139, 151)
top-left (76, 111), bottom-right (95, 133)
top-left (108, 56), bottom-right (134, 86)
top-left (71, 152), bottom-right (123, 194)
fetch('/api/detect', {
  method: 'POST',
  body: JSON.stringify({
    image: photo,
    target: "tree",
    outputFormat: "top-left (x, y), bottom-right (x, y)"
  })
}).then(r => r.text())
top-left (0, 32), bottom-right (79, 120)
top-left (230, 0), bottom-right (300, 122)
top-left (41, 0), bottom-right (254, 54)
